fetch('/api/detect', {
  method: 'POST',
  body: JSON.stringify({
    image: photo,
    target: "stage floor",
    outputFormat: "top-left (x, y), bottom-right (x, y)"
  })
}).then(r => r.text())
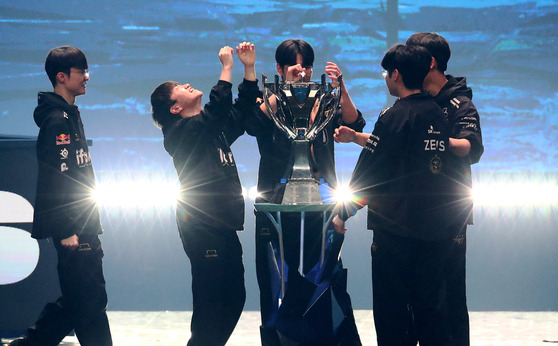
top-left (2, 311), bottom-right (558, 345)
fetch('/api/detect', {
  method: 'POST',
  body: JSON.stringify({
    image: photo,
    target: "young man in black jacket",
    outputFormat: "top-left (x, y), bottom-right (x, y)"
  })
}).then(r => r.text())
top-left (245, 38), bottom-right (364, 345)
top-left (11, 47), bottom-right (112, 346)
top-left (150, 42), bottom-right (258, 346)
top-left (333, 44), bottom-right (461, 345)
top-left (406, 32), bottom-right (484, 346)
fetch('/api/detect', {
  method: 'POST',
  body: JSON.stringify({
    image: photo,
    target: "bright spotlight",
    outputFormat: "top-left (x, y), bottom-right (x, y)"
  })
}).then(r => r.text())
top-left (94, 178), bottom-right (179, 208)
top-left (473, 180), bottom-right (558, 207)
top-left (333, 183), bottom-right (354, 204)
top-left (248, 186), bottom-right (260, 201)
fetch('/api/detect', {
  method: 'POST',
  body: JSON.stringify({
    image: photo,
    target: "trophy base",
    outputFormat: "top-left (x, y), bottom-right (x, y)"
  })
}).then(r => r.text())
top-left (282, 180), bottom-right (323, 205)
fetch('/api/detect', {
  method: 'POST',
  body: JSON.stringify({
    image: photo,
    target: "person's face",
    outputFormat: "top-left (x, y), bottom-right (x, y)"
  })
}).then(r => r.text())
top-left (170, 83), bottom-right (203, 117)
top-left (64, 67), bottom-right (89, 97)
top-left (278, 54), bottom-right (313, 82)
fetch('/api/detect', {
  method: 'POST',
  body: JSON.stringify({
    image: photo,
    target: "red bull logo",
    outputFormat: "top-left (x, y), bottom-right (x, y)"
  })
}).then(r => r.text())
top-left (56, 134), bottom-right (70, 145)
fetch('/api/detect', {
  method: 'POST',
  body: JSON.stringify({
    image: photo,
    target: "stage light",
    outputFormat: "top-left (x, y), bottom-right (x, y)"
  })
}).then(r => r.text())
top-left (94, 178), bottom-right (179, 208)
top-left (94, 177), bottom-right (262, 208)
top-left (333, 183), bottom-right (354, 204)
top-left (473, 180), bottom-right (558, 207)
top-left (248, 186), bottom-right (260, 201)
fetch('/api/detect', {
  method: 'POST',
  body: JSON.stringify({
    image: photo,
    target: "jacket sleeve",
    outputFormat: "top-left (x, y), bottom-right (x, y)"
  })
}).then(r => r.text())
top-left (243, 86), bottom-right (277, 138)
top-left (223, 78), bottom-right (260, 144)
top-left (338, 117), bottom-right (389, 221)
top-left (186, 80), bottom-right (233, 133)
top-left (339, 108), bottom-right (366, 132)
top-left (453, 96), bottom-right (483, 164)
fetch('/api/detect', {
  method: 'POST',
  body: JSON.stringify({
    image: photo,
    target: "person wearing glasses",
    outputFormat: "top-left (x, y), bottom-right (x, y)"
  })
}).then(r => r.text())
top-left (333, 44), bottom-right (462, 345)
top-left (10, 46), bottom-right (112, 346)
top-left (245, 38), bottom-right (364, 345)
top-left (150, 43), bottom-right (258, 346)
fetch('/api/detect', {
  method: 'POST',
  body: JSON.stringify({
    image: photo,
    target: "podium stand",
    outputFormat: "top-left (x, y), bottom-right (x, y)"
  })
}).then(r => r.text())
top-left (254, 203), bottom-right (358, 344)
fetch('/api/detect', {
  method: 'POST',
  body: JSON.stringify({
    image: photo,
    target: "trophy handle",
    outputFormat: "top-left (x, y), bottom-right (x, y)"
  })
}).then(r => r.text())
top-left (262, 74), bottom-right (297, 139)
top-left (305, 75), bottom-right (342, 141)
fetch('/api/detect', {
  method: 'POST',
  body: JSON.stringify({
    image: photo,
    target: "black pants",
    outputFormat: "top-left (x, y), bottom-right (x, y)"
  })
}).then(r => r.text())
top-left (178, 225), bottom-right (246, 346)
top-left (27, 235), bottom-right (112, 346)
top-left (442, 228), bottom-right (469, 346)
top-left (371, 230), bottom-right (453, 346)
top-left (406, 228), bottom-right (470, 346)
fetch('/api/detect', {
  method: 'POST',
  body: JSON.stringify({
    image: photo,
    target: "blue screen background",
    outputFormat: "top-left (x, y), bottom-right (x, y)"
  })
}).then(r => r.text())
top-left (1, 0), bottom-right (557, 312)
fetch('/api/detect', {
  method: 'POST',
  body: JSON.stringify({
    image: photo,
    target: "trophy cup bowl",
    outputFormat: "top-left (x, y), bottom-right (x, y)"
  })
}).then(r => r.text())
top-left (262, 74), bottom-right (342, 205)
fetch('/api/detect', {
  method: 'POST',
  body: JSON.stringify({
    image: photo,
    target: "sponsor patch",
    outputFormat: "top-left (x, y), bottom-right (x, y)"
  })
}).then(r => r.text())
top-left (428, 125), bottom-right (441, 135)
top-left (60, 148), bottom-right (69, 160)
top-left (205, 249), bottom-right (218, 258)
top-left (56, 134), bottom-right (70, 145)
top-left (429, 155), bottom-right (442, 174)
top-left (75, 148), bottom-right (92, 167)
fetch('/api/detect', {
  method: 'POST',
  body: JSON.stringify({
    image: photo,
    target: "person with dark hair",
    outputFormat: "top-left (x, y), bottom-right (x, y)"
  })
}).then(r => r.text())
top-left (150, 42), bottom-right (259, 346)
top-left (406, 32), bottom-right (484, 346)
top-left (10, 46), bottom-right (112, 346)
top-left (333, 44), bottom-right (461, 345)
top-left (246, 38), bottom-right (365, 345)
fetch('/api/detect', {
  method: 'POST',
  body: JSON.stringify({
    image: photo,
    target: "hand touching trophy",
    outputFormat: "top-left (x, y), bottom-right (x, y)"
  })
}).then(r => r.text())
top-left (261, 73), bottom-right (342, 205)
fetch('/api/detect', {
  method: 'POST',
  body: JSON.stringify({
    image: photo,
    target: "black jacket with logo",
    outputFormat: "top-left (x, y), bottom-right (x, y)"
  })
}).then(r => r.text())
top-left (163, 79), bottom-right (259, 231)
top-left (341, 92), bottom-right (461, 240)
top-left (32, 92), bottom-right (102, 240)
top-left (434, 75), bottom-right (484, 226)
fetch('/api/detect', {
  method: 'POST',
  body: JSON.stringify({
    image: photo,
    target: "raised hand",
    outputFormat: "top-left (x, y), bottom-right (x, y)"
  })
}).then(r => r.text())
top-left (236, 42), bottom-right (256, 81)
top-left (219, 46), bottom-right (234, 70)
top-left (236, 42), bottom-right (255, 67)
top-left (285, 64), bottom-right (307, 82)
top-left (218, 46), bottom-right (234, 83)
top-left (325, 62), bottom-right (342, 88)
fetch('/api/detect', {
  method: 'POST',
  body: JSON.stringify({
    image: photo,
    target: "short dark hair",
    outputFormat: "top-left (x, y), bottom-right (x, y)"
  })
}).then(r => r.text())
top-left (275, 39), bottom-right (314, 69)
top-left (381, 44), bottom-right (432, 90)
top-left (406, 32), bottom-right (451, 73)
top-left (150, 81), bottom-right (180, 129)
top-left (45, 46), bottom-right (88, 87)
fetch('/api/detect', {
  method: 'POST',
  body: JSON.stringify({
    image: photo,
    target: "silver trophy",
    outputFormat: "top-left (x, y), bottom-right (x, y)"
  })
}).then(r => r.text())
top-left (262, 73), bottom-right (342, 205)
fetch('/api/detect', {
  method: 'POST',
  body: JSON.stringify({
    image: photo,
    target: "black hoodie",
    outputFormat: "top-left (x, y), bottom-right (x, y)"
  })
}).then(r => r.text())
top-left (162, 79), bottom-right (259, 231)
top-left (341, 92), bottom-right (461, 240)
top-left (434, 75), bottom-right (484, 226)
top-left (32, 92), bottom-right (102, 240)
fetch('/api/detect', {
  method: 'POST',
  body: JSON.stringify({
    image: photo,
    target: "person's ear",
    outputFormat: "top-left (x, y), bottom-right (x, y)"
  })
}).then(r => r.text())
top-left (430, 56), bottom-right (437, 71)
top-left (392, 69), bottom-right (400, 81)
top-left (56, 72), bottom-right (66, 85)
top-left (276, 63), bottom-right (284, 77)
top-left (170, 103), bottom-right (181, 115)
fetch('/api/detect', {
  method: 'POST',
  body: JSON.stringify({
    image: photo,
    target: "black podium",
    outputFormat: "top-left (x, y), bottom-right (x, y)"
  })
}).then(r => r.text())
top-left (0, 135), bottom-right (61, 338)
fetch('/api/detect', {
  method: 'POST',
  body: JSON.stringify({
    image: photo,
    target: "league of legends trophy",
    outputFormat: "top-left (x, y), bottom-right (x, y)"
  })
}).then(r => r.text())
top-left (261, 73), bottom-right (342, 205)
top-left (254, 74), bottom-right (356, 344)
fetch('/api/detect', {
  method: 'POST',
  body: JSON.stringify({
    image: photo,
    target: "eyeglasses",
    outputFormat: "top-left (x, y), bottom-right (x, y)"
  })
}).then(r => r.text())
top-left (381, 69), bottom-right (388, 78)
